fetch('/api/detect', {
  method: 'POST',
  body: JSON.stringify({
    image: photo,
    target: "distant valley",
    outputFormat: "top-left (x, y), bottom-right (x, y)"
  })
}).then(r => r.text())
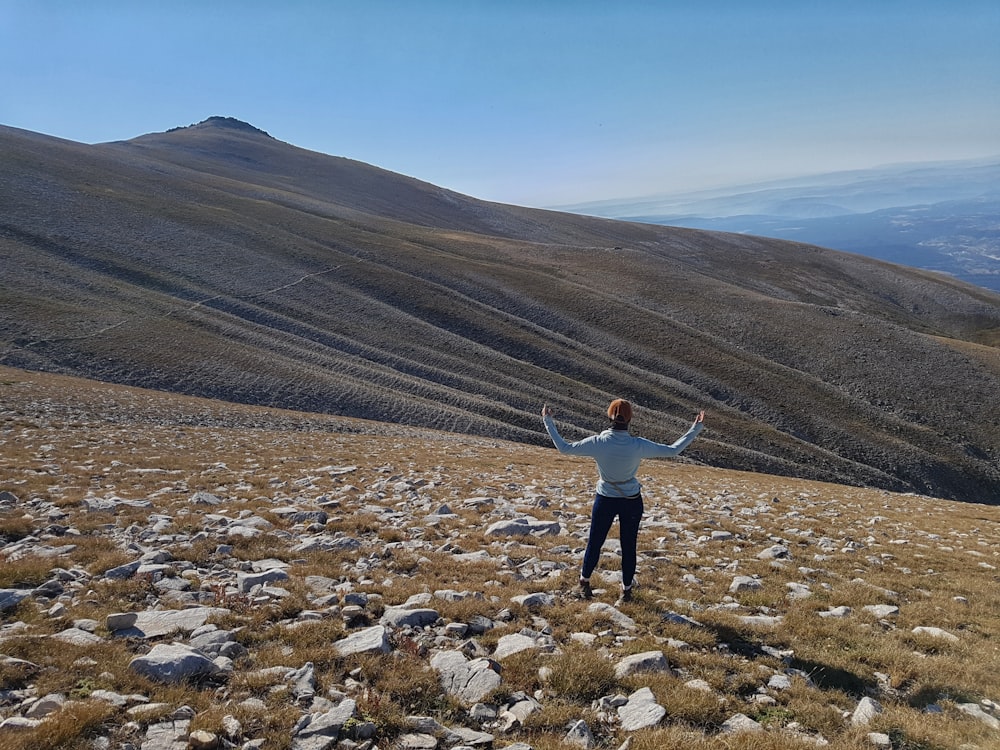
top-left (558, 159), bottom-right (1000, 292)
top-left (2, 118), bottom-right (1000, 502)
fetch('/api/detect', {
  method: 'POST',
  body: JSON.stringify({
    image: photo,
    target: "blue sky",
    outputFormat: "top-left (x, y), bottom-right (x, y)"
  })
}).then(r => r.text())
top-left (2, 1), bottom-right (998, 207)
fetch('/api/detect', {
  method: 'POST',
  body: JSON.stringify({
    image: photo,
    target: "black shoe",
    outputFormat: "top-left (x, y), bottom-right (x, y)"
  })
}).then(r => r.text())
top-left (616, 585), bottom-right (633, 606)
top-left (579, 578), bottom-right (593, 599)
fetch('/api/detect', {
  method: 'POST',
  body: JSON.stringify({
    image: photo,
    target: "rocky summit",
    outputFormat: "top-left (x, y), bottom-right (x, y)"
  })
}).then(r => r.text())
top-left (2, 367), bottom-right (1000, 749)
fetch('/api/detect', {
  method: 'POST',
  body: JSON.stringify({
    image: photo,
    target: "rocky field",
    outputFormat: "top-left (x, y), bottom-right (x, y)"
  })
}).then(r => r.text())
top-left (2, 366), bottom-right (1000, 750)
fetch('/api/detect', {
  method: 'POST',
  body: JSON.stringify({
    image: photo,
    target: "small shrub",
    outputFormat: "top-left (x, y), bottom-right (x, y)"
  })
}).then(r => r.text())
top-left (3, 699), bottom-right (116, 750)
top-left (545, 646), bottom-right (618, 703)
top-left (0, 512), bottom-right (34, 543)
top-left (0, 554), bottom-right (52, 588)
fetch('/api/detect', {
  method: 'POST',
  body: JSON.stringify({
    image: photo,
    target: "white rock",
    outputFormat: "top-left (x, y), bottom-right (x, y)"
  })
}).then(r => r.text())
top-left (25, 693), bottom-right (67, 718)
top-left (588, 602), bottom-right (636, 629)
top-left (684, 679), bottom-right (714, 692)
top-left (333, 625), bottom-right (392, 657)
top-left (618, 692), bottom-right (666, 732)
top-left (485, 517), bottom-right (560, 537)
top-left (614, 650), bottom-right (670, 679)
top-left (863, 604), bottom-right (899, 618)
top-left (730, 576), bottom-right (762, 593)
top-left (511, 593), bottom-right (554, 608)
top-left (786, 582), bottom-right (812, 600)
top-left (380, 607), bottom-right (440, 628)
top-left (494, 633), bottom-right (538, 659)
top-left (758, 544), bottom-right (789, 560)
top-left (851, 696), bottom-right (883, 726)
top-left (957, 703), bottom-right (1000, 729)
top-left (720, 713), bottom-right (763, 733)
top-left (128, 643), bottom-right (223, 685)
top-left (912, 626), bottom-right (959, 642)
top-left (430, 650), bottom-right (502, 706)
top-left (51, 627), bottom-right (103, 646)
top-left (564, 719), bottom-right (596, 748)
top-left (818, 606), bottom-right (852, 618)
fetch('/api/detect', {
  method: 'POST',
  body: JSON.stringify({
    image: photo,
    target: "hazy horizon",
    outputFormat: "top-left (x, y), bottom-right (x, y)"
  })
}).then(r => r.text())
top-left (2, 1), bottom-right (998, 208)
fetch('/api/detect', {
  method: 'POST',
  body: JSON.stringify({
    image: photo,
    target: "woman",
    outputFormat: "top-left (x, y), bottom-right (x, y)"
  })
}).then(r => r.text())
top-left (541, 399), bottom-right (705, 604)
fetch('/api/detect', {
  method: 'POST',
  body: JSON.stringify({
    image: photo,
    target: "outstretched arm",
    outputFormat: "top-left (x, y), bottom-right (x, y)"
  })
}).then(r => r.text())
top-left (541, 404), bottom-right (596, 455)
top-left (639, 410), bottom-right (705, 458)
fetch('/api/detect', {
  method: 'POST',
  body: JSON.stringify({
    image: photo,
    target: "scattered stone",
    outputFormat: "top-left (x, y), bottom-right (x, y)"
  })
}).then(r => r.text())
top-left (237, 568), bottom-right (289, 593)
top-left (190, 491), bottom-right (223, 506)
top-left (108, 607), bottom-right (229, 638)
top-left (142, 719), bottom-right (191, 750)
top-left (381, 607), bottom-right (440, 628)
top-left (397, 733), bottom-right (437, 749)
top-left (720, 713), bottom-right (764, 733)
top-left (188, 729), bottom-right (220, 750)
top-left (291, 698), bottom-right (357, 750)
top-left (614, 650), bottom-right (671, 679)
top-left (768, 674), bottom-right (792, 691)
top-left (818, 606), bottom-right (852, 618)
top-left (102, 559), bottom-right (142, 580)
top-left (494, 633), bottom-right (539, 659)
top-left (737, 614), bottom-right (783, 628)
top-left (662, 611), bottom-right (703, 627)
top-left (588, 602), bottom-right (636, 629)
top-left (851, 697), bottom-right (883, 726)
top-left (684, 678), bottom-right (714, 692)
top-left (333, 625), bottom-right (392, 657)
top-left (863, 605), bottom-right (899, 619)
top-left (51, 627), bottom-right (103, 646)
top-left (564, 719), bottom-right (595, 748)
top-left (912, 626), bottom-right (959, 643)
top-left (128, 643), bottom-right (224, 684)
top-left (25, 692), bottom-right (67, 718)
top-left (0, 589), bottom-right (31, 613)
top-left (510, 592), bottom-right (555, 609)
top-left (730, 576), bottom-right (762, 594)
top-left (431, 650), bottom-right (502, 706)
top-left (786, 582), bottom-right (812, 600)
top-left (957, 703), bottom-right (1000, 730)
top-left (618, 687), bottom-right (666, 731)
top-left (485, 517), bottom-right (560, 537)
top-left (758, 544), bottom-right (789, 560)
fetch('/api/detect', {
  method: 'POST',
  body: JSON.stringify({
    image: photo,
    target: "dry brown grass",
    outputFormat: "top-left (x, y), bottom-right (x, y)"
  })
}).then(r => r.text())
top-left (2, 368), bottom-right (1000, 749)
top-left (0, 699), bottom-right (118, 750)
top-left (544, 645), bottom-right (618, 702)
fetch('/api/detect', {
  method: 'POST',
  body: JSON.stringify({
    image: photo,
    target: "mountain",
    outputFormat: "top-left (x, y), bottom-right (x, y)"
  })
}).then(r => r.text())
top-left (2, 118), bottom-right (1000, 502)
top-left (557, 159), bottom-right (1000, 292)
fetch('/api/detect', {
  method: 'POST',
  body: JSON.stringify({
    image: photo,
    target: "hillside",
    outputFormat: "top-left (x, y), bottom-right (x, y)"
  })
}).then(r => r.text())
top-left (2, 118), bottom-right (1000, 502)
top-left (2, 366), bottom-right (1000, 749)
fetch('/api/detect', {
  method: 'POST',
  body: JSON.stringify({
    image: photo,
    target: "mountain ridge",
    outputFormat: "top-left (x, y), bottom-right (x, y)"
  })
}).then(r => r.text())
top-left (2, 119), bottom-right (1000, 502)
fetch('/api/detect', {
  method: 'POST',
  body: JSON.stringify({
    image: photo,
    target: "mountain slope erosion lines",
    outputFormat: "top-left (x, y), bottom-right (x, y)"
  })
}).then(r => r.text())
top-left (2, 118), bottom-right (1000, 502)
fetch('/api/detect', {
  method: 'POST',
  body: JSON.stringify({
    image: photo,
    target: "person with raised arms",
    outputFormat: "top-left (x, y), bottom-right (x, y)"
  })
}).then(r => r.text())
top-left (542, 399), bottom-right (705, 604)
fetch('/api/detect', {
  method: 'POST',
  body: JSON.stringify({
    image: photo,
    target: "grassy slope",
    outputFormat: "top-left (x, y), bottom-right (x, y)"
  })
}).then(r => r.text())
top-left (1, 122), bottom-right (999, 502)
top-left (2, 366), bottom-right (1000, 750)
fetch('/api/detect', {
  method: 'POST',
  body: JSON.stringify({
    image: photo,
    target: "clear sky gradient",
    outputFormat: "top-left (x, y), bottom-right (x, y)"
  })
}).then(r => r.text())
top-left (2, 1), bottom-right (998, 207)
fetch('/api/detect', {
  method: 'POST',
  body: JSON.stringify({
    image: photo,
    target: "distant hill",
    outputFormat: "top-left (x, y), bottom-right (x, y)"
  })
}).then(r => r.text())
top-left (2, 118), bottom-right (1000, 502)
top-left (557, 159), bottom-right (1000, 292)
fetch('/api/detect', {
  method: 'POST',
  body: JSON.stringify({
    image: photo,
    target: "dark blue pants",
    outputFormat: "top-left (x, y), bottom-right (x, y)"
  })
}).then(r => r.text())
top-left (581, 493), bottom-right (644, 588)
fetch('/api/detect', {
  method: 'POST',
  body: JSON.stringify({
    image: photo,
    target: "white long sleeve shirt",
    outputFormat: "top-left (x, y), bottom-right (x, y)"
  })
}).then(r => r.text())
top-left (543, 415), bottom-right (703, 498)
